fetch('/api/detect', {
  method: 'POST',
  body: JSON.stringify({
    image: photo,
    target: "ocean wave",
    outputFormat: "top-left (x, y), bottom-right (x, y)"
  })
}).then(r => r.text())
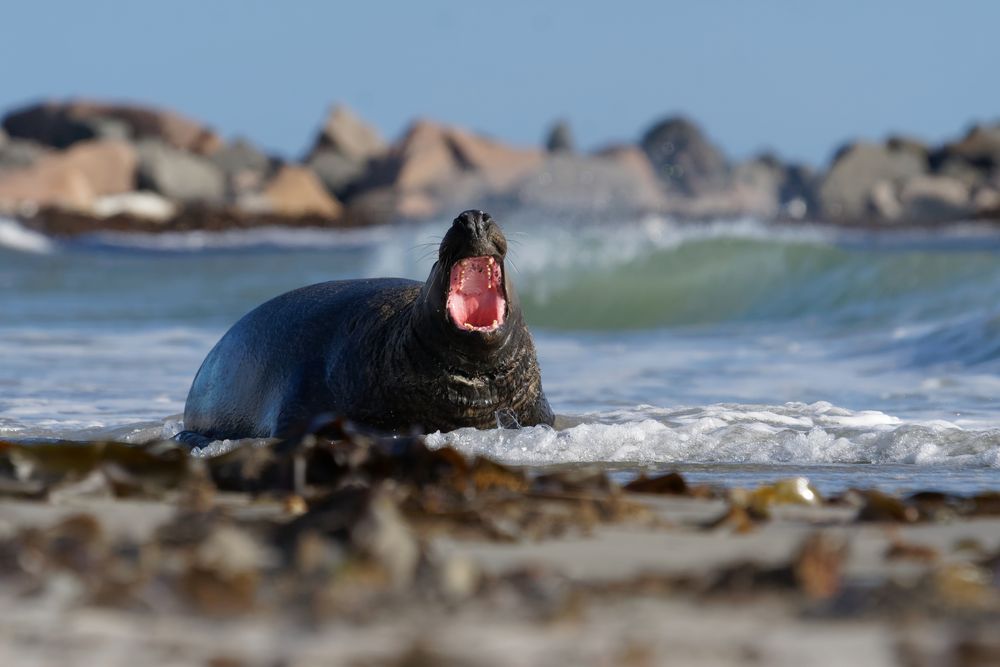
top-left (426, 401), bottom-right (1000, 468)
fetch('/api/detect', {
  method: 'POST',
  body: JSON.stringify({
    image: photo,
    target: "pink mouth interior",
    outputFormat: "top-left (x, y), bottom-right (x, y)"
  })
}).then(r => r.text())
top-left (446, 256), bottom-right (506, 332)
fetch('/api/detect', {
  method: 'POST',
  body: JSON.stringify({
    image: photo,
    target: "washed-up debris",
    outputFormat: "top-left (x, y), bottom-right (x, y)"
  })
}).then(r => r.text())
top-left (2, 427), bottom-right (1000, 638)
top-left (855, 489), bottom-right (921, 523)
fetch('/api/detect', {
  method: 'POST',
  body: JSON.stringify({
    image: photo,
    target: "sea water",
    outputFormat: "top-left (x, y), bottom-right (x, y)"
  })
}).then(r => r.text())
top-left (2, 213), bottom-right (1000, 495)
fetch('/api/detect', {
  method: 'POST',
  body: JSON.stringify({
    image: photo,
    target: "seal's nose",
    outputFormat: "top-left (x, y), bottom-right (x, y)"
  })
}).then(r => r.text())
top-left (454, 210), bottom-right (491, 238)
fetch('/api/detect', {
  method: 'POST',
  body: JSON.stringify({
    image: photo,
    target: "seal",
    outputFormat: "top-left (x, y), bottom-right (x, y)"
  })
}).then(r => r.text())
top-left (178, 210), bottom-right (554, 443)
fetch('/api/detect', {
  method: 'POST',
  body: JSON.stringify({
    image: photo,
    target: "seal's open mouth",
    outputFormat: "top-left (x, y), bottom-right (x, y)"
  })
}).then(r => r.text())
top-left (446, 256), bottom-right (506, 332)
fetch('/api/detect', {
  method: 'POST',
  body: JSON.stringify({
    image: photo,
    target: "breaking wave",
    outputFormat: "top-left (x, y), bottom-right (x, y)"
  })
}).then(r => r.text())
top-left (427, 401), bottom-right (1000, 468)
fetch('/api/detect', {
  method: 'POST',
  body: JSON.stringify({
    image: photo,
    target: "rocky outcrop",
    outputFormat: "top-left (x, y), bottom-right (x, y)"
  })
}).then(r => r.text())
top-left (817, 142), bottom-right (928, 222)
top-left (898, 175), bottom-right (974, 223)
top-left (304, 106), bottom-right (386, 201)
top-left (0, 139), bottom-right (137, 213)
top-left (0, 139), bottom-right (50, 172)
top-left (307, 150), bottom-right (370, 200)
top-left (509, 151), bottom-right (666, 215)
top-left (545, 120), bottom-right (575, 154)
top-left (360, 120), bottom-right (543, 218)
top-left (254, 165), bottom-right (343, 218)
top-left (640, 116), bottom-right (730, 195)
top-left (2, 100), bottom-right (221, 154)
top-left (2, 95), bottom-right (997, 230)
top-left (308, 105), bottom-right (386, 162)
top-left (59, 139), bottom-right (137, 196)
top-left (0, 161), bottom-right (94, 213)
top-left (211, 138), bottom-right (275, 199)
top-left (136, 140), bottom-right (225, 204)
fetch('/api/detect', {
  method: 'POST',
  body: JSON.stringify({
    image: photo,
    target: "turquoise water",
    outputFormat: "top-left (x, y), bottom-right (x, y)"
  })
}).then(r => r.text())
top-left (2, 214), bottom-right (1000, 494)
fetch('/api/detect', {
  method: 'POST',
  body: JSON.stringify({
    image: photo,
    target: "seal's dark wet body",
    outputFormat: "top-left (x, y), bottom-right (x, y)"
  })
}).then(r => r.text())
top-left (181, 211), bottom-right (553, 441)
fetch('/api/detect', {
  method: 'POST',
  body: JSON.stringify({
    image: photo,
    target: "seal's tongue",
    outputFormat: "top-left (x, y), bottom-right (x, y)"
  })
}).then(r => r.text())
top-left (446, 256), bottom-right (506, 332)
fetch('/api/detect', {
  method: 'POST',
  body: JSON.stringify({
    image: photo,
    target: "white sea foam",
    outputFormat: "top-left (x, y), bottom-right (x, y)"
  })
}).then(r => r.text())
top-left (0, 217), bottom-right (53, 254)
top-left (425, 401), bottom-right (1000, 468)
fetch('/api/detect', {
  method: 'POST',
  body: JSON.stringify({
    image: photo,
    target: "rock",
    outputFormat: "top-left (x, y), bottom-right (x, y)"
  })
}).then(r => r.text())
top-left (255, 165), bottom-right (343, 218)
top-left (365, 120), bottom-right (543, 198)
top-left (640, 115), bottom-right (730, 195)
top-left (0, 139), bottom-right (50, 172)
top-left (306, 149), bottom-right (369, 200)
top-left (368, 120), bottom-right (459, 191)
top-left (510, 150), bottom-right (667, 214)
top-left (972, 186), bottom-right (1000, 214)
top-left (0, 127), bottom-right (6, 146)
top-left (308, 104), bottom-right (386, 162)
top-left (545, 120), bottom-right (575, 153)
top-left (210, 138), bottom-right (274, 199)
top-left (868, 180), bottom-right (903, 221)
top-left (210, 138), bottom-right (272, 178)
top-left (780, 164), bottom-right (820, 219)
top-left (0, 161), bottom-right (94, 213)
top-left (936, 157), bottom-right (989, 188)
top-left (2, 100), bottom-right (221, 154)
top-left (136, 139), bottom-right (226, 204)
top-left (937, 123), bottom-right (1000, 169)
top-left (57, 139), bottom-right (138, 196)
top-left (886, 135), bottom-right (929, 162)
top-left (898, 175), bottom-right (973, 222)
top-left (817, 141), bottom-right (927, 222)
top-left (732, 155), bottom-right (785, 218)
top-left (0, 139), bottom-right (137, 213)
top-left (93, 191), bottom-right (177, 221)
top-left (342, 186), bottom-right (437, 226)
top-left (444, 125), bottom-right (543, 189)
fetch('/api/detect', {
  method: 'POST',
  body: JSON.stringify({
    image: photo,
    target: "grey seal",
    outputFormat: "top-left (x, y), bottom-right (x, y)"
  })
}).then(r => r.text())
top-left (178, 210), bottom-right (553, 443)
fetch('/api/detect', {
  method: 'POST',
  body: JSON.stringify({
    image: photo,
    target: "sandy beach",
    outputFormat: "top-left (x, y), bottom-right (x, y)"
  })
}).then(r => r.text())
top-left (2, 436), bottom-right (999, 667)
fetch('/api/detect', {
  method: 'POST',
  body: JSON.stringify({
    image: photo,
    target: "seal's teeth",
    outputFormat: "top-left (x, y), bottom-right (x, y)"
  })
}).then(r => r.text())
top-left (488, 257), bottom-right (494, 265)
top-left (492, 319), bottom-right (498, 328)
top-left (464, 322), bottom-right (474, 330)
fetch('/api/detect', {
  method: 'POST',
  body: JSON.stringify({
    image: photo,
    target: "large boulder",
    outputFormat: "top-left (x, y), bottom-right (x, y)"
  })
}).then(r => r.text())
top-left (817, 141), bottom-right (927, 222)
top-left (136, 139), bottom-right (225, 204)
top-left (2, 100), bottom-right (221, 154)
top-left (0, 160), bottom-right (94, 213)
top-left (210, 138), bottom-right (275, 199)
top-left (363, 120), bottom-right (542, 202)
top-left (255, 165), bottom-right (343, 218)
top-left (446, 126), bottom-right (543, 189)
top-left (0, 139), bottom-right (137, 213)
top-left (58, 139), bottom-right (137, 196)
top-left (0, 138), bottom-right (50, 172)
top-left (732, 155), bottom-right (785, 218)
top-left (306, 150), bottom-right (369, 200)
top-left (936, 123), bottom-right (1000, 168)
top-left (367, 120), bottom-right (459, 191)
top-left (898, 175), bottom-right (974, 223)
top-left (545, 120), bottom-right (575, 153)
top-left (640, 115), bottom-right (730, 195)
top-left (931, 123), bottom-right (1000, 187)
top-left (508, 148), bottom-right (667, 215)
top-left (307, 105), bottom-right (386, 162)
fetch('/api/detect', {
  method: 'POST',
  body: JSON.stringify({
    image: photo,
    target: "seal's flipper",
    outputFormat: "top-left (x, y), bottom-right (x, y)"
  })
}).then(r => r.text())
top-left (173, 430), bottom-right (215, 451)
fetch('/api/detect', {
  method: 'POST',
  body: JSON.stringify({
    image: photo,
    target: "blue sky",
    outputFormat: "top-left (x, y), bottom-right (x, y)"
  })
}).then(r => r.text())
top-left (1, 1), bottom-right (997, 165)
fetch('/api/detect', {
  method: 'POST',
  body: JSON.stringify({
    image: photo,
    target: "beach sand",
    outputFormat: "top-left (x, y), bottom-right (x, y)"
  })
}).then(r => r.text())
top-left (1, 438), bottom-right (999, 667)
